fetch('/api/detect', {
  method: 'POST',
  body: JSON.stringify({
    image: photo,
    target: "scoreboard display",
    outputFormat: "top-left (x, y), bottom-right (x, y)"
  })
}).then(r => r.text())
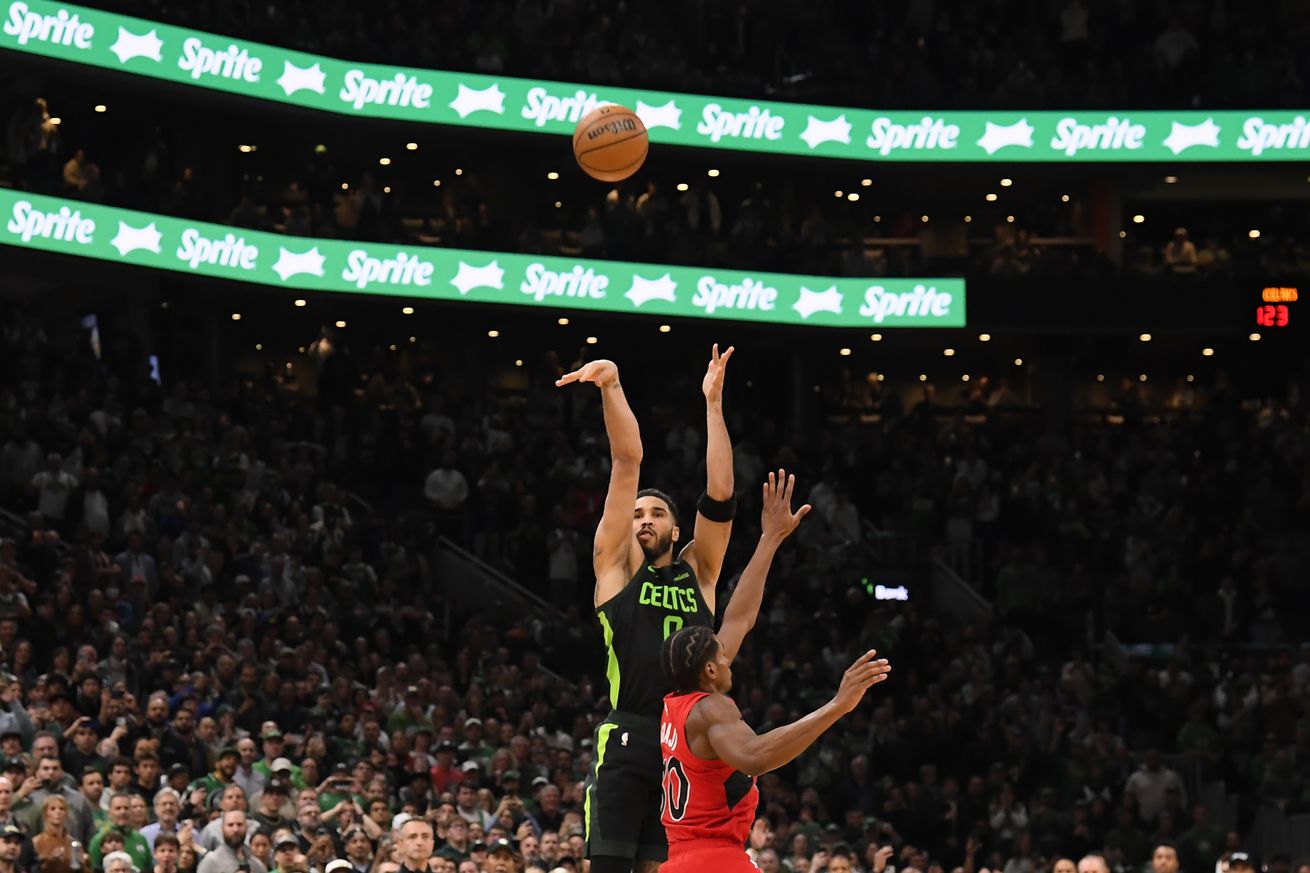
top-left (1256, 286), bottom-right (1298, 329)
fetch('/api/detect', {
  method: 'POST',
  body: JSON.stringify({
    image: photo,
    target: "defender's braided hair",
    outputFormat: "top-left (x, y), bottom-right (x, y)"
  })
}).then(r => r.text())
top-left (661, 625), bottom-right (717, 693)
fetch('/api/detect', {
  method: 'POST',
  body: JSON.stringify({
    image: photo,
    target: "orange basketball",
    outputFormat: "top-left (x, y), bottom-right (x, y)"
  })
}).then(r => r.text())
top-left (573, 104), bottom-right (648, 182)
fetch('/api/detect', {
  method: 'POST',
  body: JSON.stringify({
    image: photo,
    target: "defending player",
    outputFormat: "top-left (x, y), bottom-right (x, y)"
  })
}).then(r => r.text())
top-left (658, 630), bottom-right (892, 873)
top-left (554, 346), bottom-right (761, 873)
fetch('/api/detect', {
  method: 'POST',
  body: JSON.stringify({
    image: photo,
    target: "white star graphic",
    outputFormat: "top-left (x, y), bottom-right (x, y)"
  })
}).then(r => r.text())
top-left (272, 246), bottom-right (326, 281)
top-left (976, 119), bottom-right (1035, 155)
top-left (624, 273), bottom-right (677, 308)
top-left (276, 61), bottom-right (327, 96)
top-left (635, 100), bottom-right (682, 131)
top-left (109, 27), bottom-right (163, 64)
top-left (448, 84), bottom-right (506, 118)
top-left (800, 115), bottom-right (853, 150)
top-left (450, 260), bottom-right (505, 295)
top-left (1162, 118), bottom-right (1221, 155)
top-left (110, 221), bottom-right (162, 256)
top-left (792, 286), bottom-right (844, 319)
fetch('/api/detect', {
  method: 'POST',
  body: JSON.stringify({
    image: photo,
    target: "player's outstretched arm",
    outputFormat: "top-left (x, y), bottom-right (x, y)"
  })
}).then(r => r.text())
top-left (557, 359), bottom-right (641, 604)
top-left (703, 650), bottom-right (890, 776)
top-left (717, 469), bottom-right (811, 663)
top-left (682, 344), bottom-right (735, 610)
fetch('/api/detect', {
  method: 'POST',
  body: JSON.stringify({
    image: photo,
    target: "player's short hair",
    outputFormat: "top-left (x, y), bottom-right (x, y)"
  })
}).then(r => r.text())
top-left (636, 488), bottom-right (679, 527)
top-left (661, 625), bottom-right (717, 693)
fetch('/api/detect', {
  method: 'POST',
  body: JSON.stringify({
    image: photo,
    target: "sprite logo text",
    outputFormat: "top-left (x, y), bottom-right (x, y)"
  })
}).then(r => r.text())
top-left (176, 229), bottom-right (258, 269)
top-left (177, 37), bottom-right (261, 82)
top-left (1050, 116), bottom-right (1144, 156)
top-left (859, 285), bottom-right (953, 323)
top-left (1237, 116), bottom-right (1310, 156)
top-left (866, 116), bottom-right (960, 155)
top-left (692, 275), bottom-right (777, 314)
top-left (697, 104), bottom-right (784, 143)
top-left (339, 70), bottom-right (432, 110)
top-left (6, 200), bottom-right (94, 243)
top-left (521, 86), bottom-right (603, 127)
top-left (341, 249), bottom-right (433, 289)
top-left (521, 263), bottom-right (608, 302)
top-left (3, 1), bottom-right (91, 47)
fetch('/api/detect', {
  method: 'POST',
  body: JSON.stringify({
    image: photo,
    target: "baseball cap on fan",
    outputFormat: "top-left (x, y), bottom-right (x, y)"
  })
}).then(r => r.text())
top-left (1229, 853), bottom-right (1261, 872)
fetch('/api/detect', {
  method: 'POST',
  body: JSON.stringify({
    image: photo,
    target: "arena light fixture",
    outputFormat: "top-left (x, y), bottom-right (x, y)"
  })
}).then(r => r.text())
top-left (1249, 332), bottom-right (1261, 341)
top-left (985, 193), bottom-right (998, 202)
top-left (707, 169), bottom-right (720, 177)
top-left (1096, 374), bottom-right (1105, 382)
top-left (834, 190), bottom-right (843, 199)
top-left (293, 299), bottom-right (306, 307)
top-left (860, 178), bottom-right (872, 187)
top-left (432, 179), bottom-right (441, 187)
top-left (978, 333), bottom-right (991, 342)
top-left (547, 171), bottom-right (559, 180)
top-left (383, 186), bottom-right (391, 194)
top-left (870, 333), bottom-right (883, 342)
top-left (94, 104), bottom-right (107, 113)
top-left (1014, 357), bottom-right (1023, 366)
top-left (378, 157), bottom-right (391, 165)
top-left (1186, 374), bottom-right (1195, 382)
top-left (676, 183), bottom-right (689, 192)
top-left (839, 347), bottom-right (852, 356)
top-left (964, 215), bottom-right (972, 223)
top-left (515, 359), bottom-right (524, 367)
top-left (487, 329), bottom-right (499, 338)
top-left (48, 117), bottom-right (61, 125)
top-left (335, 320), bottom-right (347, 328)
top-left (1006, 215), bottom-right (1015, 223)
top-left (389, 344), bottom-right (397, 351)
top-left (255, 343), bottom-right (262, 350)
top-left (1249, 229), bottom-right (1261, 239)
top-left (847, 192), bottom-right (859, 202)
top-left (557, 317), bottom-right (569, 326)
top-left (918, 374), bottom-right (927, 382)
top-left (230, 312), bottom-right (241, 320)
top-left (1139, 373), bottom-right (1148, 382)
top-left (1132, 214), bottom-right (1145, 224)
top-left (1164, 175), bottom-right (1178, 184)
top-left (405, 142), bottom-right (418, 151)
top-left (586, 336), bottom-right (598, 345)
top-left (1000, 178), bottom-right (1013, 187)
top-left (943, 348), bottom-right (955, 357)
top-left (659, 325), bottom-right (671, 333)
top-left (554, 201), bottom-right (562, 208)
top-left (455, 168), bottom-right (463, 175)
top-left (1202, 347), bottom-right (1214, 356)
top-left (401, 306), bottom-right (414, 315)
top-left (961, 374), bottom-right (970, 382)
top-left (920, 214), bottom-right (929, 223)
top-left (1139, 333), bottom-right (1152, 342)
top-left (1060, 194), bottom-right (1070, 202)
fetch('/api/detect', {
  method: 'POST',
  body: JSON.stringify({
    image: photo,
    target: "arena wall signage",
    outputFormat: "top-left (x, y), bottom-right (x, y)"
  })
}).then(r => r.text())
top-left (0, 190), bottom-right (965, 328)
top-left (4, 1), bottom-right (1310, 163)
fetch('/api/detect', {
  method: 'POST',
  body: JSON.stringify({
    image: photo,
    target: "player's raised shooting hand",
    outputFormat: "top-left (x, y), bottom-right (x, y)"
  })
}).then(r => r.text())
top-left (761, 469), bottom-right (811, 543)
top-left (701, 343), bottom-right (735, 404)
top-left (556, 359), bottom-right (619, 390)
top-left (832, 649), bottom-right (891, 714)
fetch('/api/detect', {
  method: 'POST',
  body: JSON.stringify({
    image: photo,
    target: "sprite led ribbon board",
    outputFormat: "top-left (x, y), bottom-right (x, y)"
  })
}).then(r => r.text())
top-left (4, 0), bottom-right (1310, 162)
top-left (1, 190), bottom-right (966, 329)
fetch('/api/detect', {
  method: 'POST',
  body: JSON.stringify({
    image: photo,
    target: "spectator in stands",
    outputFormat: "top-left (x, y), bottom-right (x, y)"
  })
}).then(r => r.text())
top-left (1163, 228), bottom-right (1198, 276)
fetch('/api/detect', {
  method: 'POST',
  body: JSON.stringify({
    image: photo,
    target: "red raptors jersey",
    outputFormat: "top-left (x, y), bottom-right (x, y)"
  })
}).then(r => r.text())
top-left (659, 691), bottom-right (759, 850)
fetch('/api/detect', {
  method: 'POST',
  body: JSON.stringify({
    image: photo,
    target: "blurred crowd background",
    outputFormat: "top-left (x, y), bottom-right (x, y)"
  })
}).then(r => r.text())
top-left (2, 2), bottom-right (1310, 873)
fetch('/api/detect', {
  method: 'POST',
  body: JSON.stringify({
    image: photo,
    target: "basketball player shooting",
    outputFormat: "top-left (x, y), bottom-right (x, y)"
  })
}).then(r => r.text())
top-left (556, 345), bottom-right (780, 873)
top-left (658, 630), bottom-right (892, 873)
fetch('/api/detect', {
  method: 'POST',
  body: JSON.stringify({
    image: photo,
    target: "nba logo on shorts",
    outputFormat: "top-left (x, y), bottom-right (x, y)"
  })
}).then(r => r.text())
top-left (621, 732), bottom-right (629, 747)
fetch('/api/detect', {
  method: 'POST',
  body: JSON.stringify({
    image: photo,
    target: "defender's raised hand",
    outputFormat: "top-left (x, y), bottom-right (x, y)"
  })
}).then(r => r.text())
top-left (556, 359), bottom-right (619, 389)
top-left (761, 469), bottom-right (812, 542)
top-left (701, 343), bottom-right (735, 404)
top-left (832, 649), bottom-right (892, 714)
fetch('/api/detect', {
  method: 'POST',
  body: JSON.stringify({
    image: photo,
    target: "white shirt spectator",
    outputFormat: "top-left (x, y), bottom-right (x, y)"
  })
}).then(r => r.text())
top-left (424, 465), bottom-right (469, 511)
top-left (1124, 753), bottom-right (1187, 821)
top-left (32, 468), bottom-right (77, 521)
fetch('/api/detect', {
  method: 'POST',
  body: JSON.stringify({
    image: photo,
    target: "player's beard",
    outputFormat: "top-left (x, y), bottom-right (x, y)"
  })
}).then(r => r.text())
top-left (638, 529), bottom-right (673, 562)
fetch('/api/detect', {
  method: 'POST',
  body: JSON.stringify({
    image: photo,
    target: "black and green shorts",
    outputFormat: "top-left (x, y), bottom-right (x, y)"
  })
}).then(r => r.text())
top-left (583, 709), bottom-right (667, 862)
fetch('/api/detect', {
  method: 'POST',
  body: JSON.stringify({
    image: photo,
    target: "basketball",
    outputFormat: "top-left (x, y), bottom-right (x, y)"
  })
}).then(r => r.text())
top-left (573, 104), bottom-right (649, 182)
